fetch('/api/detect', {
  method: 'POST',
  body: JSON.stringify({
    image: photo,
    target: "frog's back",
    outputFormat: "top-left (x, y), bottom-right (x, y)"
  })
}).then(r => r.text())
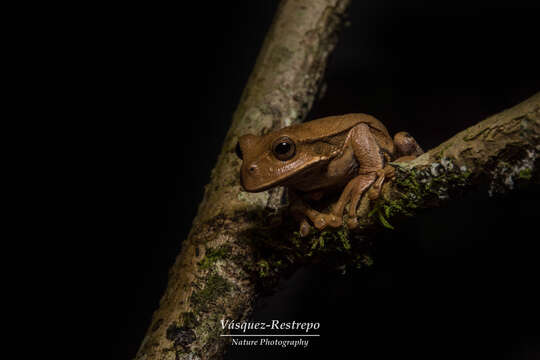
top-left (280, 113), bottom-right (394, 154)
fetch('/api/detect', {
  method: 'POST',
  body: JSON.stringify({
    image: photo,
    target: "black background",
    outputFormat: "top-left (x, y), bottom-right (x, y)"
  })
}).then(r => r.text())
top-left (93, 1), bottom-right (540, 359)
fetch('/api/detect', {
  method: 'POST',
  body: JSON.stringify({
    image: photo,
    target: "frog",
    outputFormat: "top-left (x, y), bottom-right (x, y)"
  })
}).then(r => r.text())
top-left (235, 113), bottom-right (423, 236)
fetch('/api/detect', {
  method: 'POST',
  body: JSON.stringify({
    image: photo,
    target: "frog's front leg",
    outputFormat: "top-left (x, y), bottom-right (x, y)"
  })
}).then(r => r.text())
top-left (366, 132), bottom-right (424, 200)
top-left (289, 190), bottom-right (340, 237)
top-left (330, 123), bottom-right (385, 229)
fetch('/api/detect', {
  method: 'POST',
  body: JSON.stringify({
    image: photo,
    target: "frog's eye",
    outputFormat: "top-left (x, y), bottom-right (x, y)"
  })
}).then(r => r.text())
top-left (272, 137), bottom-right (296, 161)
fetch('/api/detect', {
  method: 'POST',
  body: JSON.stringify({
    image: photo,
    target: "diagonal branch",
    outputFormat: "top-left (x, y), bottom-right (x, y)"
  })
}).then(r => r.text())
top-left (135, 1), bottom-right (351, 359)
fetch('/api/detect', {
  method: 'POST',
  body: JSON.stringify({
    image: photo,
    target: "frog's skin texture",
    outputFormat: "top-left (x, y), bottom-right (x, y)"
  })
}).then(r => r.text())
top-left (236, 113), bottom-right (423, 236)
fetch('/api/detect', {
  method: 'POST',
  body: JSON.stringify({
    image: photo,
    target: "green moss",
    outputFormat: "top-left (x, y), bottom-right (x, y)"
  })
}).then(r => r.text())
top-left (256, 259), bottom-right (270, 277)
top-left (244, 208), bottom-right (374, 278)
top-left (254, 252), bottom-right (289, 279)
top-left (372, 171), bottom-right (421, 222)
top-left (311, 234), bottom-right (325, 250)
top-left (381, 160), bottom-right (472, 225)
top-left (306, 227), bottom-right (352, 255)
top-left (198, 246), bottom-right (231, 269)
top-left (338, 230), bottom-right (351, 250)
top-left (382, 199), bottom-right (412, 218)
top-left (287, 226), bottom-right (363, 265)
top-left (369, 199), bottom-right (396, 229)
top-left (377, 210), bottom-right (394, 229)
top-left (190, 274), bottom-right (231, 313)
top-left (395, 169), bottom-right (424, 209)
top-left (519, 168), bottom-right (532, 180)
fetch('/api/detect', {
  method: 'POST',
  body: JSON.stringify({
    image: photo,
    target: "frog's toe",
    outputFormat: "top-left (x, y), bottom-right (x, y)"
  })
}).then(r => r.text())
top-left (313, 216), bottom-right (328, 230)
top-left (326, 214), bottom-right (342, 228)
top-left (299, 220), bottom-right (312, 237)
top-left (312, 213), bottom-right (342, 231)
top-left (347, 217), bottom-right (359, 229)
top-left (367, 186), bottom-right (381, 200)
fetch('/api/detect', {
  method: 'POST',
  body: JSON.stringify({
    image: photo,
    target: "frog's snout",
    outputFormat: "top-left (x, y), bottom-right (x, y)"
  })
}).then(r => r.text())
top-left (236, 134), bottom-right (266, 192)
top-left (240, 163), bottom-right (262, 192)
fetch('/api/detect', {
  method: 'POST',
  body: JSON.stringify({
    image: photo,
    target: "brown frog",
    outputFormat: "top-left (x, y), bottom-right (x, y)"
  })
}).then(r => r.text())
top-left (235, 113), bottom-right (423, 236)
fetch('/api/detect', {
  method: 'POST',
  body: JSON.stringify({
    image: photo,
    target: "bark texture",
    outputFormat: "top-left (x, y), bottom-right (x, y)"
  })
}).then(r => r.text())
top-left (135, 1), bottom-right (351, 359)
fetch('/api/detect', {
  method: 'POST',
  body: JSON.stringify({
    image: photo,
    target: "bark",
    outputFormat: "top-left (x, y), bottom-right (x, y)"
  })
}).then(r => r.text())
top-left (135, 1), bottom-right (351, 359)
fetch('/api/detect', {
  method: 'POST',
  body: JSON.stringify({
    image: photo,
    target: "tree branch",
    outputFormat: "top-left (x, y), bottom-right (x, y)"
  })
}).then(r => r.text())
top-left (367, 92), bottom-right (540, 230)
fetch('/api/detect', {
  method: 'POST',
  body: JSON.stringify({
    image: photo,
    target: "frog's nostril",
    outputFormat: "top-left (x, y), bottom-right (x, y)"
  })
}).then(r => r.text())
top-left (249, 166), bottom-right (256, 173)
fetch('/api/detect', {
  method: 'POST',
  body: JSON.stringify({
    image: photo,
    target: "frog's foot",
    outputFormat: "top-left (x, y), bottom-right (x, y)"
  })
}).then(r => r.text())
top-left (295, 212), bottom-right (341, 236)
top-left (290, 196), bottom-right (341, 235)
top-left (346, 216), bottom-right (359, 229)
top-left (344, 174), bottom-right (377, 229)
top-left (367, 165), bottom-right (395, 200)
top-left (328, 173), bottom-right (377, 230)
top-left (312, 212), bottom-right (342, 230)
top-left (394, 131), bottom-right (424, 158)
top-left (297, 213), bottom-right (341, 236)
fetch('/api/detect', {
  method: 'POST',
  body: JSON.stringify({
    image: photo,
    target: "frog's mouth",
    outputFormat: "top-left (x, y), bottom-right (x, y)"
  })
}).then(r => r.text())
top-left (241, 158), bottom-right (328, 193)
top-left (241, 175), bottom-right (289, 193)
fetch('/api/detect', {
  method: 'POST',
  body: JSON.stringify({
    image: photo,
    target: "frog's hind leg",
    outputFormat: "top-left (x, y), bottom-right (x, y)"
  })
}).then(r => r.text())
top-left (394, 131), bottom-right (424, 159)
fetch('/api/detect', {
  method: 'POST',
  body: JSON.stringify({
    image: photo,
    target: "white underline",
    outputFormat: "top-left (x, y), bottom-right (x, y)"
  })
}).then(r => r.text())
top-left (220, 334), bottom-right (320, 337)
